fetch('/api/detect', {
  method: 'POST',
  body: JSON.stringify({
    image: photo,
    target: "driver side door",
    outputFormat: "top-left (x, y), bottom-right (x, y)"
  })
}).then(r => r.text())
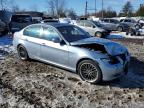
top-left (84, 21), bottom-right (95, 36)
top-left (39, 25), bottom-right (69, 67)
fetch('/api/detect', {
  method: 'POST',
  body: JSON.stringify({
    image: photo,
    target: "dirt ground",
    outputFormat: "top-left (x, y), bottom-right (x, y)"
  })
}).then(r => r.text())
top-left (0, 39), bottom-right (144, 108)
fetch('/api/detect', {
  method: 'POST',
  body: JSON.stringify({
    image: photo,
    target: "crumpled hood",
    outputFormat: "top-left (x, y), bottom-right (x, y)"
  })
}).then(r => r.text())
top-left (71, 37), bottom-right (128, 56)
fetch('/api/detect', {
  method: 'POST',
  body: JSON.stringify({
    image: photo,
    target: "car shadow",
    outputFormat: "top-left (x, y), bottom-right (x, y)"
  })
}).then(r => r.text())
top-left (99, 56), bottom-right (144, 89)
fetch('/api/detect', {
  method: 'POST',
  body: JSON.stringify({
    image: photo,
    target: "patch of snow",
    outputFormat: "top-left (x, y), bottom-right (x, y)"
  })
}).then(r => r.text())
top-left (108, 32), bottom-right (144, 39)
top-left (0, 35), bottom-right (14, 60)
top-left (106, 34), bottom-right (124, 39)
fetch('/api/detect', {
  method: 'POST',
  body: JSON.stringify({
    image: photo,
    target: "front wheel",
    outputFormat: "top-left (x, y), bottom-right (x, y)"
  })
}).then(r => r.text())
top-left (17, 45), bottom-right (29, 61)
top-left (95, 32), bottom-right (103, 38)
top-left (117, 26), bottom-right (123, 32)
top-left (77, 60), bottom-right (102, 84)
top-left (135, 25), bottom-right (140, 29)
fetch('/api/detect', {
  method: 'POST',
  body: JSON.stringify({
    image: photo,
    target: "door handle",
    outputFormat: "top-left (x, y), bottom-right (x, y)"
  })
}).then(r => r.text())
top-left (41, 43), bottom-right (46, 46)
top-left (25, 39), bottom-right (28, 41)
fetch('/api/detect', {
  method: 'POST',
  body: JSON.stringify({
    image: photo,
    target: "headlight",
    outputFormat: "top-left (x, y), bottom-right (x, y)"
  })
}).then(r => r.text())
top-left (101, 57), bottom-right (119, 64)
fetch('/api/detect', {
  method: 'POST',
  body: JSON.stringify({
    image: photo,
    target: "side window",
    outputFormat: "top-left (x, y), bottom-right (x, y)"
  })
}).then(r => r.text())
top-left (120, 19), bottom-right (124, 22)
top-left (11, 15), bottom-right (32, 23)
top-left (23, 25), bottom-right (42, 38)
top-left (124, 19), bottom-right (130, 22)
top-left (123, 19), bottom-right (127, 22)
top-left (103, 19), bottom-right (109, 23)
top-left (41, 26), bottom-right (60, 41)
top-left (110, 19), bottom-right (114, 23)
top-left (84, 21), bottom-right (92, 27)
top-left (77, 21), bottom-right (84, 26)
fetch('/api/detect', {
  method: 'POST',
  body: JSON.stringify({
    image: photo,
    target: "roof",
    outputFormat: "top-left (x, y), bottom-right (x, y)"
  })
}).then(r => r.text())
top-left (30, 23), bottom-right (72, 28)
top-left (43, 23), bottom-right (72, 28)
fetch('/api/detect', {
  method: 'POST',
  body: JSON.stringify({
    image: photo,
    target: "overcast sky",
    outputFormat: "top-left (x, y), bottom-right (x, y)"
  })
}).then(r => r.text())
top-left (14, 0), bottom-right (144, 15)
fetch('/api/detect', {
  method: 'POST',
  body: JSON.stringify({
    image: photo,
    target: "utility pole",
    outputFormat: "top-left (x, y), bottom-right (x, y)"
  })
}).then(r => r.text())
top-left (56, 0), bottom-right (59, 18)
top-left (85, 1), bottom-right (88, 18)
top-left (95, 0), bottom-right (97, 17)
top-left (102, 0), bottom-right (104, 18)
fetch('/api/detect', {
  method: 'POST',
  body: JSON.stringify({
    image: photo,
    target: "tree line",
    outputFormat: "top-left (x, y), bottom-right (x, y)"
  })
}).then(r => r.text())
top-left (0, 0), bottom-right (144, 18)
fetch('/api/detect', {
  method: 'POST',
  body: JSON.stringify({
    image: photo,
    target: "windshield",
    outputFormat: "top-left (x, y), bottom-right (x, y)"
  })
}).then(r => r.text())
top-left (57, 25), bottom-right (90, 42)
top-left (92, 21), bottom-right (103, 27)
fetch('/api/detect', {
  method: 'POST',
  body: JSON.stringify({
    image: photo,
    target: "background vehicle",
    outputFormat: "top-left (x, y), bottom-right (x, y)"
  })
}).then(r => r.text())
top-left (40, 19), bottom-right (59, 23)
top-left (75, 20), bottom-right (109, 38)
top-left (13, 23), bottom-right (130, 84)
top-left (9, 14), bottom-right (34, 33)
top-left (138, 19), bottom-right (144, 27)
top-left (32, 17), bottom-right (42, 23)
top-left (126, 26), bottom-right (144, 36)
top-left (120, 18), bottom-right (141, 29)
top-left (0, 10), bottom-right (13, 34)
top-left (59, 18), bottom-right (71, 24)
top-left (0, 19), bottom-right (7, 36)
top-left (99, 18), bottom-right (130, 32)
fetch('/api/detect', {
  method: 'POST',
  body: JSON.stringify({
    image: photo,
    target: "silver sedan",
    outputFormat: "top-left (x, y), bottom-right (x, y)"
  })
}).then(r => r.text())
top-left (13, 23), bottom-right (130, 84)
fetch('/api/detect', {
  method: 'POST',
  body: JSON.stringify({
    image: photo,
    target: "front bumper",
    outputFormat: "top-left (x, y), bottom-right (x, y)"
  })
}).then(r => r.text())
top-left (98, 54), bottom-right (130, 81)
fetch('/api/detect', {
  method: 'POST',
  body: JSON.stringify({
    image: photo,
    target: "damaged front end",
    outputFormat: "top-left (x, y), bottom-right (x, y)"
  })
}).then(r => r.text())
top-left (73, 42), bottom-right (130, 67)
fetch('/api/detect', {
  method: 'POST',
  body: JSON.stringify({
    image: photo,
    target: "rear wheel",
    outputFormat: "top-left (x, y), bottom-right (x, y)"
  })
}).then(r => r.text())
top-left (135, 25), bottom-right (140, 29)
top-left (117, 26), bottom-right (123, 32)
top-left (95, 32), bottom-right (103, 38)
top-left (77, 60), bottom-right (102, 84)
top-left (17, 45), bottom-right (29, 61)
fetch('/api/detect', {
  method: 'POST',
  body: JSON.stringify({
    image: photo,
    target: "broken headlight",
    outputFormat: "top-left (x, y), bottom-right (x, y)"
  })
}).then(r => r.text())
top-left (101, 56), bottom-right (119, 64)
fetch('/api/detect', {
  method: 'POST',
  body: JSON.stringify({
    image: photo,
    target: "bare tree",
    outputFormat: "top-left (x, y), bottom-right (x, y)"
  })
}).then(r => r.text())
top-left (48, 0), bottom-right (55, 17)
top-left (47, 0), bottom-right (67, 18)
top-left (11, 5), bottom-right (20, 12)
top-left (67, 8), bottom-right (77, 19)
top-left (0, 0), bottom-right (9, 10)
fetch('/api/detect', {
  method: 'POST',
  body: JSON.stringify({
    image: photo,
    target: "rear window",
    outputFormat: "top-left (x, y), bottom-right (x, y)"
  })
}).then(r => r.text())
top-left (11, 15), bottom-right (32, 23)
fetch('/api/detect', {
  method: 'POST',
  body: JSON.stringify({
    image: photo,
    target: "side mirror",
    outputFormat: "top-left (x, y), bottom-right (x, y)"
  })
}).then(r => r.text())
top-left (60, 39), bottom-right (66, 45)
top-left (52, 37), bottom-right (61, 43)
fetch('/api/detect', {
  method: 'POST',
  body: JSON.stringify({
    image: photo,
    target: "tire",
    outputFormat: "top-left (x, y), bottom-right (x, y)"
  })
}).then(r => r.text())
top-left (135, 25), bottom-right (140, 29)
top-left (77, 60), bottom-right (102, 84)
top-left (126, 32), bottom-right (129, 35)
top-left (95, 32), bottom-right (102, 38)
top-left (136, 32), bottom-right (140, 36)
top-left (17, 45), bottom-right (29, 61)
top-left (117, 26), bottom-right (123, 32)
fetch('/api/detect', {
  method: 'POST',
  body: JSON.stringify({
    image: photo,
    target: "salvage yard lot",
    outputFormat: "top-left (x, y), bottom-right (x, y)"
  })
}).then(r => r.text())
top-left (1, 34), bottom-right (144, 107)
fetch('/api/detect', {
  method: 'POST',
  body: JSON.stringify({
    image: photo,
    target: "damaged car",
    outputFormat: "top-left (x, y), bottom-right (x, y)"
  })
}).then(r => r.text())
top-left (13, 23), bottom-right (130, 84)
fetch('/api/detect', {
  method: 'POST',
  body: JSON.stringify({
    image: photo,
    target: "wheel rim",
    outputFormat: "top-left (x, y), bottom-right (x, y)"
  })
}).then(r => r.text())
top-left (118, 27), bottom-right (122, 32)
top-left (18, 47), bottom-right (27, 59)
top-left (79, 63), bottom-right (98, 82)
top-left (135, 25), bottom-right (139, 29)
top-left (96, 32), bottom-right (102, 38)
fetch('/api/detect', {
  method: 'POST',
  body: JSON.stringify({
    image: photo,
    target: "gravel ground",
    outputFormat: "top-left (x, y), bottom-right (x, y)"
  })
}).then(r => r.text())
top-left (0, 37), bottom-right (144, 108)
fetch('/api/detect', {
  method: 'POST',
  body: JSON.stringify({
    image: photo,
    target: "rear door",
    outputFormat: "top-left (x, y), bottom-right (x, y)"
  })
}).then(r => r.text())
top-left (102, 19), bottom-right (113, 30)
top-left (109, 19), bottom-right (118, 30)
top-left (83, 21), bottom-right (96, 36)
top-left (22, 25), bottom-right (42, 59)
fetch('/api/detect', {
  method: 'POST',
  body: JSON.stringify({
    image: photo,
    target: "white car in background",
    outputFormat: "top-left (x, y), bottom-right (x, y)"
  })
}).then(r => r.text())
top-left (75, 20), bottom-right (110, 38)
top-left (59, 18), bottom-right (71, 24)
